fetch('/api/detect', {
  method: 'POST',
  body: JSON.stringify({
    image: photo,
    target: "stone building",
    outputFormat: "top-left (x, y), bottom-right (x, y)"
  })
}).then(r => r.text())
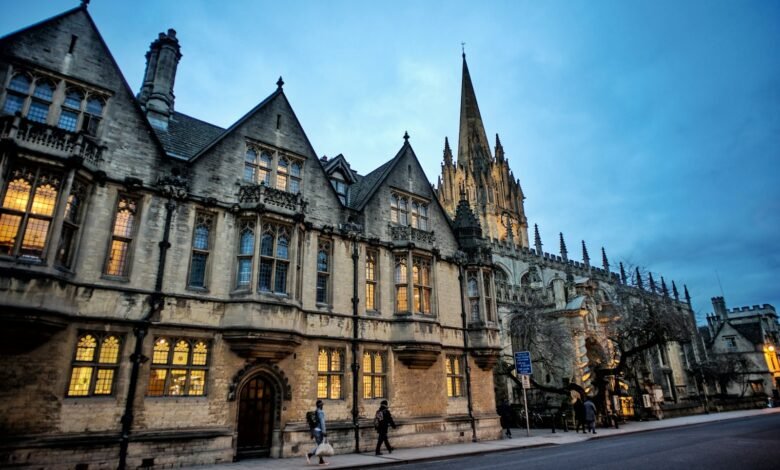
top-left (0, 4), bottom-right (502, 468)
top-left (702, 297), bottom-right (780, 398)
top-left (436, 54), bottom-right (703, 417)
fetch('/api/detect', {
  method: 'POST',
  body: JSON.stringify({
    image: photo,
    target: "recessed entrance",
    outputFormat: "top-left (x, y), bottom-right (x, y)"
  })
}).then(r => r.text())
top-left (237, 375), bottom-right (276, 459)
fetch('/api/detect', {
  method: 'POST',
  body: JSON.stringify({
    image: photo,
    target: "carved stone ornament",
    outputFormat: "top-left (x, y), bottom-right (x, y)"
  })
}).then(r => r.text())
top-left (238, 184), bottom-right (307, 213)
top-left (157, 174), bottom-right (189, 200)
top-left (222, 330), bottom-right (303, 362)
top-left (470, 347), bottom-right (501, 371)
top-left (392, 343), bottom-right (441, 369)
top-left (389, 224), bottom-right (435, 244)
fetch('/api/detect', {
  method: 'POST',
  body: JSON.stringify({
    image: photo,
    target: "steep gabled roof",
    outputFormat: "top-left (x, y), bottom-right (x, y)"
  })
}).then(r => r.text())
top-left (346, 146), bottom-right (405, 210)
top-left (322, 154), bottom-right (357, 184)
top-left (0, 4), bottom-right (168, 159)
top-left (191, 87), bottom-right (320, 163)
top-left (731, 322), bottom-right (764, 345)
top-left (154, 111), bottom-right (224, 160)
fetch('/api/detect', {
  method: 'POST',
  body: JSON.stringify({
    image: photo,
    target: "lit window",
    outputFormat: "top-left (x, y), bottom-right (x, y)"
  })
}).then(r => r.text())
top-left (67, 333), bottom-right (122, 397)
top-left (362, 351), bottom-right (386, 399)
top-left (56, 180), bottom-right (88, 269)
top-left (236, 218), bottom-right (255, 288)
top-left (366, 250), bottom-right (378, 311)
top-left (104, 196), bottom-right (138, 277)
top-left (258, 151), bottom-right (272, 185)
top-left (317, 348), bottom-right (343, 399)
top-left (413, 256), bottom-right (432, 314)
top-left (394, 255), bottom-right (408, 312)
top-left (446, 355), bottom-right (464, 398)
top-left (276, 158), bottom-right (289, 191)
top-left (148, 338), bottom-right (209, 397)
top-left (188, 212), bottom-right (214, 288)
top-left (0, 165), bottom-right (62, 259)
top-left (258, 223), bottom-right (290, 294)
top-left (316, 240), bottom-right (330, 304)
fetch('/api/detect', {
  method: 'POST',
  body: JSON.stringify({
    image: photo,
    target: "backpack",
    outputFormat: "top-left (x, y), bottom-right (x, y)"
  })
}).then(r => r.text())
top-left (373, 410), bottom-right (384, 430)
top-left (306, 410), bottom-right (319, 430)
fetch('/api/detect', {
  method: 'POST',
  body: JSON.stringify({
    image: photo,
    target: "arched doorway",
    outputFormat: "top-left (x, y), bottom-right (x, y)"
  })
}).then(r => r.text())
top-left (236, 374), bottom-right (277, 459)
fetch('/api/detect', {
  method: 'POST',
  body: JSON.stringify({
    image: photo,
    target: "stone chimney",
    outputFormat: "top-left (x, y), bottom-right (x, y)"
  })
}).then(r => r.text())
top-left (712, 296), bottom-right (728, 320)
top-left (137, 29), bottom-right (181, 129)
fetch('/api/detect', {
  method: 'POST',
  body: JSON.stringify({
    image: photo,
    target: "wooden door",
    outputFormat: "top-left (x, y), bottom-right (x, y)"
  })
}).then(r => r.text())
top-left (237, 376), bottom-right (276, 458)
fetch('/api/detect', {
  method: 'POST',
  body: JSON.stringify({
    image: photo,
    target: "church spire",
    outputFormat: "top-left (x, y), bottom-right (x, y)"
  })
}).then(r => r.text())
top-left (534, 224), bottom-right (543, 255)
top-left (457, 53), bottom-right (492, 168)
top-left (619, 262), bottom-right (627, 284)
top-left (601, 247), bottom-right (610, 272)
top-left (581, 240), bottom-right (590, 268)
top-left (559, 233), bottom-right (568, 262)
top-left (672, 281), bottom-right (680, 301)
top-left (495, 134), bottom-right (505, 163)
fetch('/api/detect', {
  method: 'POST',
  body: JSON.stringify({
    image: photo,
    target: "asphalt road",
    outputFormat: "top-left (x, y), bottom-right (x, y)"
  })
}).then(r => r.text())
top-left (385, 413), bottom-right (780, 470)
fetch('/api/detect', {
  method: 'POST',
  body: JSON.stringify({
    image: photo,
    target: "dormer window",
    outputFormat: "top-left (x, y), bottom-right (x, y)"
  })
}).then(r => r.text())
top-left (390, 192), bottom-right (428, 230)
top-left (243, 144), bottom-right (303, 194)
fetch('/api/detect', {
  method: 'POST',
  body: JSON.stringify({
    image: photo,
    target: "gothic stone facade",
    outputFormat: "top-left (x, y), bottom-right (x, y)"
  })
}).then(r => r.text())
top-left (0, 6), bottom-right (501, 469)
top-left (436, 54), bottom-right (702, 416)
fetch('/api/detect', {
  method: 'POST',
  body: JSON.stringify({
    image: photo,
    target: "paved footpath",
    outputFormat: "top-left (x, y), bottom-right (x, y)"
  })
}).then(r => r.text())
top-left (186, 408), bottom-right (780, 470)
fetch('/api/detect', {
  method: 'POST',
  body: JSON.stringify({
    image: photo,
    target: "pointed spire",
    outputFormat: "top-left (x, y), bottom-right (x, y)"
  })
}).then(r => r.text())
top-left (684, 285), bottom-right (692, 306)
top-left (620, 262), bottom-right (627, 285)
top-left (672, 281), bottom-right (680, 301)
top-left (495, 133), bottom-right (505, 162)
top-left (601, 247), bottom-right (610, 272)
top-left (457, 53), bottom-right (492, 167)
top-left (276, 76), bottom-right (284, 89)
top-left (581, 240), bottom-right (590, 268)
top-left (635, 267), bottom-right (644, 290)
top-left (559, 233), bottom-right (568, 262)
top-left (443, 137), bottom-right (453, 165)
top-left (648, 272), bottom-right (657, 293)
top-left (661, 277), bottom-right (669, 297)
top-left (534, 224), bottom-right (543, 255)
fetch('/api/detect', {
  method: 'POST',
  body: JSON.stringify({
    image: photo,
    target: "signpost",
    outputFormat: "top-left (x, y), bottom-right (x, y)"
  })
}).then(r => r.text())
top-left (514, 351), bottom-right (533, 437)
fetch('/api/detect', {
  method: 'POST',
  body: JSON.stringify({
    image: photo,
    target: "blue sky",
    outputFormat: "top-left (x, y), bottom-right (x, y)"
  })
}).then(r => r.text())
top-left (3, 0), bottom-right (778, 322)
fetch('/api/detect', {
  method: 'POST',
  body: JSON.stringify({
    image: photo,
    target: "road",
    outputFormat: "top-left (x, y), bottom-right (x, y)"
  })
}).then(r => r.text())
top-left (385, 413), bottom-right (780, 470)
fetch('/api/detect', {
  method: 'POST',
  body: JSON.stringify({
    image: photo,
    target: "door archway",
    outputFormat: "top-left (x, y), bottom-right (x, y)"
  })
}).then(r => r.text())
top-left (236, 374), bottom-right (277, 459)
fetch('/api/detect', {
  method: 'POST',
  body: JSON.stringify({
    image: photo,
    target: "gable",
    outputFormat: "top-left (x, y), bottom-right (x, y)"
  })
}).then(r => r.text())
top-left (0, 6), bottom-right (168, 180)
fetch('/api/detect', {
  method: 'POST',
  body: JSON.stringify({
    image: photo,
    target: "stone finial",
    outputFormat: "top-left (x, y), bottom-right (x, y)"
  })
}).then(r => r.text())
top-left (684, 284), bottom-right (691, 306)
top-left (619, 262), bottom-right (627, 285)
top-left (661, 277), bottom-right (669, 297)
top-left (81, 0), bottom-right (90, 7)
top-left (495, 133), bottom-right (505, 162)
top-left (534, 224), bottom-right (543, 256)
top-left (601, 247), bottom-right (610, 272)
top-left (672, 281), bottom-right (680, 301)
top-left (581, 240), bottom-right (590, 268)
top-left (277, 76), bottom-right (284, 89)
top-left (648, 272), bottom-right (657, 293)
top-left (403, 131), bottom-right (410, 142)
top-left (635, 267), bottom-right (644, 290)
top-left (443, 137), bottom-right (453, 165)
top-left (559, 233), bottom-right (568, 262)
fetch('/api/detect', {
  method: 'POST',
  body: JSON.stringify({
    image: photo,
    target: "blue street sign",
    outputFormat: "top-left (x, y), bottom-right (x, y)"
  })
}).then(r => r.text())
top-left (514, 351), bottom-right (533, 375)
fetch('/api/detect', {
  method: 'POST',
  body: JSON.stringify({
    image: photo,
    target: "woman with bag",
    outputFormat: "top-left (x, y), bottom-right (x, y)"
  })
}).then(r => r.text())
top-left (306, 400), bottom-right (332, 465)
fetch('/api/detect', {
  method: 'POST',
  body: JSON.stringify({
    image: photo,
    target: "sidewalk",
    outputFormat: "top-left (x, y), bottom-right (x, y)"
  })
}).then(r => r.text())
top-left (187, 407), bottom-right (780, 470)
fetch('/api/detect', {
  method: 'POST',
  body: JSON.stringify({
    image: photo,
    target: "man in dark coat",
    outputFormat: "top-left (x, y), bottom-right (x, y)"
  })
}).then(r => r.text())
top-left (584, 398), bottom-right (597, 434)
top-left (375, 400), bottom-right (397, 455)
top-left (497, 400), bottom-right (513, 438)
top-left (573, 398), bottom-right (586, 433)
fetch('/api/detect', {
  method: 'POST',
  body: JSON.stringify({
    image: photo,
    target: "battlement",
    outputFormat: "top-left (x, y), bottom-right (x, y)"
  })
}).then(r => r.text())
top-left (728, 304), bottom-right (776, 314)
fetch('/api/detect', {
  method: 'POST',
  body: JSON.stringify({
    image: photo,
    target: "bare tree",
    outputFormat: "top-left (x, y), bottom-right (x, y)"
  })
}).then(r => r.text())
top-left (698, 354), bottom-right (752, 397)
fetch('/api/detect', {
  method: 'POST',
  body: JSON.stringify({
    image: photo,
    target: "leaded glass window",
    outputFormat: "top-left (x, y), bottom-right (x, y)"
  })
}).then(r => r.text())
top-left (316, 240), bottom-right (330, 304)
top-left (188, 212), bottom-right (214, 288)
top-left (317, 348), bottom-right (343, 399)
top-left (67, 333), bottom-right (122, 397)
top-left (104, 196), bottom-right (138, 277)
top-left (236, 218), bottom-right (255, 288)
top-left (446, 355), bottom-right (464, 398)
top-left (362, 351), bottom-right (386, 399)
top-left (148, 338), bottom-right (209, 397)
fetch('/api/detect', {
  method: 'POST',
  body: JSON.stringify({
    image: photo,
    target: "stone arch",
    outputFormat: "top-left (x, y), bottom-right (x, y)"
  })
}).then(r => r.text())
top-left (228, 360), bottom-right (292, 402)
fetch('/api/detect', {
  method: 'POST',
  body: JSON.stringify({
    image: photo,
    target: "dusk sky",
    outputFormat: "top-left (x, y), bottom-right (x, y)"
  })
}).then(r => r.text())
top-left (3, 0), bottom-right (778, 322)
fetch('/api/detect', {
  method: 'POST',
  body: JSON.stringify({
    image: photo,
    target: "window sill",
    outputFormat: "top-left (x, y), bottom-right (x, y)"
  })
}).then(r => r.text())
top-left (101, 274), bottom-right (130, 283)
top-left (186, 286), bottom-right (210, 294)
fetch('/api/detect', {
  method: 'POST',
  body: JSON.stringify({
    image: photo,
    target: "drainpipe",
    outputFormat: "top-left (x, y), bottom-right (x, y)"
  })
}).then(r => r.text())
top-left (456, 257), bottom-right (478, 442)
top-left (349, 231), bottom-right (361, 453)
top-left (118, 199), bottom-right (176, 470)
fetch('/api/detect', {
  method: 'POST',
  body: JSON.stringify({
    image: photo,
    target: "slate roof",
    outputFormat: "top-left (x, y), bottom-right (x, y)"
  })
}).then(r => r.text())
top-left (346, 155), bottom-right (398, 210)
top-left (731, 322), bottom-right (764, 345)
top-left (153, 112), bottom-right (224, 160)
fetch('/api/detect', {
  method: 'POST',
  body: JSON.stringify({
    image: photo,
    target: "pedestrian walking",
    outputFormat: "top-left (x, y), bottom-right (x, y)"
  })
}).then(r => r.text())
top-left (584, 397), bottom-right (597, 434)
top-left (306, 399), bottom-right (330, 465)
top-left (497, 400), bottom-right (513, 438)
top-left (574, 398), bottom-right (586, 433)
top-left (374, 399), bottom-right (397, 455)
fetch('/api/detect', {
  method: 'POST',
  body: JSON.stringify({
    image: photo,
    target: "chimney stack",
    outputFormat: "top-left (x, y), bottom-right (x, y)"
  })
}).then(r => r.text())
top-left (138, 29), bottom-right (181, 129)
top-left (711, 296), bottom-right (728, 320)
